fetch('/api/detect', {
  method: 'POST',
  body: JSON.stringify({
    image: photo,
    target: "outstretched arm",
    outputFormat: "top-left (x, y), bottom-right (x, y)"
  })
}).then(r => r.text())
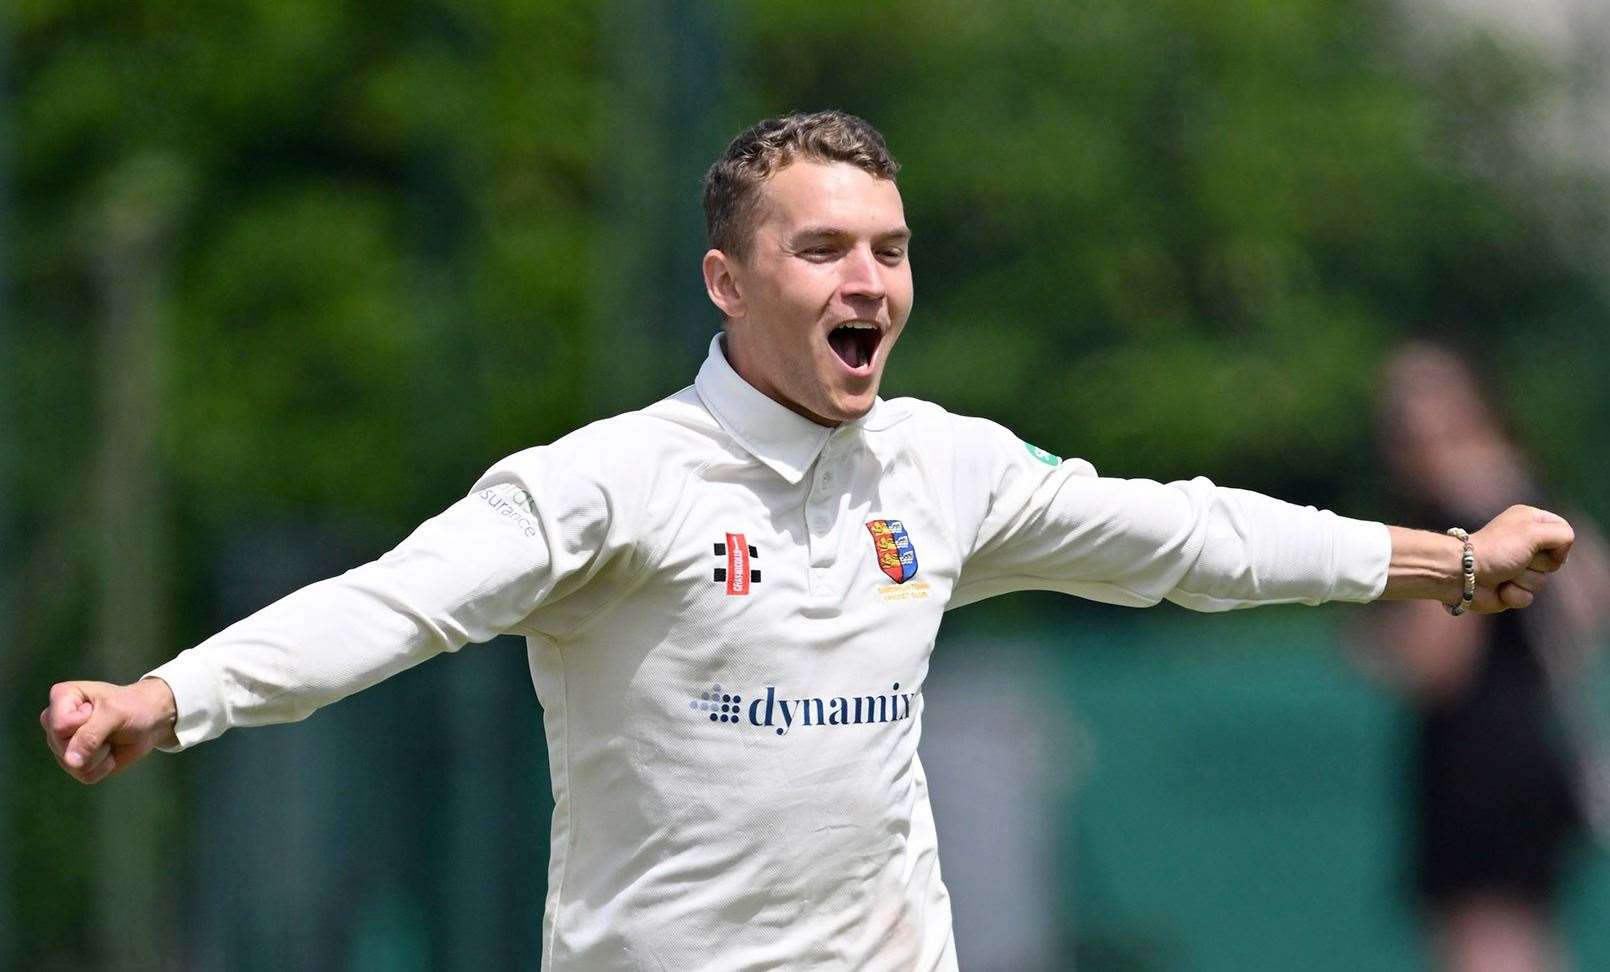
top-left (41, 436), bottom-right (652, 785)
top-left (40, 465), bottom-right (559, 786)
top-left (940, 412), bottom-right (1573, 613)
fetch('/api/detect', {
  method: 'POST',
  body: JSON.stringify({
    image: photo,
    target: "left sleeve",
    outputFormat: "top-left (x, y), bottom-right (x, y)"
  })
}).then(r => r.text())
top-left (945, 415), bottom-right (1390, 611)
top-left (140, 435), bottom-right (650, 753)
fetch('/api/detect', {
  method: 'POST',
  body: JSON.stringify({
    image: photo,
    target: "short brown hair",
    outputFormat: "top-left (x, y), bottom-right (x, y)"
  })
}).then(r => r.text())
top-left (702, 110), bottom-right (900, 258)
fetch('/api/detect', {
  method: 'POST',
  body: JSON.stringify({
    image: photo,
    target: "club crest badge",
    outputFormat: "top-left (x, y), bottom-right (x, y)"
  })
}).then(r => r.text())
top-left (866, 519), bottom-right (919, 584)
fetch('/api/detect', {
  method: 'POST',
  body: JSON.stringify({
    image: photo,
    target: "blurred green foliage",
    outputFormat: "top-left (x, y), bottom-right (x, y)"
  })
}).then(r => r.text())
top-left (14, 0), bottom-right (603, 523)
top-left (7, 0), bottom-right (1608, 968)
top-left (734, 0), bottom-right (1609, 508)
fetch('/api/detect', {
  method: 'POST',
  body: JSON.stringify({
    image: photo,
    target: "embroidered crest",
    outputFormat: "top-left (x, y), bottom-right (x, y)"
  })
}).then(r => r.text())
top-left (866, 519), bottom-right (919, 584)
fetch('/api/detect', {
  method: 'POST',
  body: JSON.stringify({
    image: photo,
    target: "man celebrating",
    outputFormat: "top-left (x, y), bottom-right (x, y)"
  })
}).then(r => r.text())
top-left (43, 112), bottom-right (1574, 970)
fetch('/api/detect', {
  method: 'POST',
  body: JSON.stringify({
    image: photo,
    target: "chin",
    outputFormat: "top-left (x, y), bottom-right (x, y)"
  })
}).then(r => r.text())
top-left (825, 393), bottom-right (877, 423)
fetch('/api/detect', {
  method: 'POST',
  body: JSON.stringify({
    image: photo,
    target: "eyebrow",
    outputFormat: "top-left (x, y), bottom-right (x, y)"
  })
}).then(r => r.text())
top-left (789, 225), bottom-right (912, 246)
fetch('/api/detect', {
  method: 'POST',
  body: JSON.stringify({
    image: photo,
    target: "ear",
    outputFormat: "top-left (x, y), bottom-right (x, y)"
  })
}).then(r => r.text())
top-left (702, 249), bottom-right (746, 320)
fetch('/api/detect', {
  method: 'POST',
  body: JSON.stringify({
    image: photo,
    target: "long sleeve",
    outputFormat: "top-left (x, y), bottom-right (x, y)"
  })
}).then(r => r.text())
top-left (144, 440), bottom-right (645, 752)
top-left (942, 413), bottom-right (1390, 611)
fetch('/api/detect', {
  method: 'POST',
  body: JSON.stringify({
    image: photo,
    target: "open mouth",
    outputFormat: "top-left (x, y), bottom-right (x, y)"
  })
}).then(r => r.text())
top-left (827, 322), bottom-right (882, 372)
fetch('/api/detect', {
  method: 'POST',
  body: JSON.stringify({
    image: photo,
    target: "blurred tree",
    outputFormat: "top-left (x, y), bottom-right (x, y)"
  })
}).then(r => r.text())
top-left (9, 1), bottom-right (605, 967)
top-left (0, 7), bottom-right (13, 968)
top-left (88, 151), bottom-right (186, 972)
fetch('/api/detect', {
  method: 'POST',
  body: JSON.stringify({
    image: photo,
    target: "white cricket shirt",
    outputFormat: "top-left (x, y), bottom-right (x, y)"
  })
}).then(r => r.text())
top-left (147, 334), bottom-right (1391, 970)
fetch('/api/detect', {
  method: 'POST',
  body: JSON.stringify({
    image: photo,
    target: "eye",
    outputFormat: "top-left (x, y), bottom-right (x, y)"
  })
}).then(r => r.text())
top-left (799, 245), bottom-right (837, 260)
top-left (879, 247), bottom-right (906, 262)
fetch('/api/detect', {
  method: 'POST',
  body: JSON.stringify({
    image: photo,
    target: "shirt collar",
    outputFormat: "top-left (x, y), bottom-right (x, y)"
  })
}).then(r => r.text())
top-left (694, 333), bottom-right (887, 485)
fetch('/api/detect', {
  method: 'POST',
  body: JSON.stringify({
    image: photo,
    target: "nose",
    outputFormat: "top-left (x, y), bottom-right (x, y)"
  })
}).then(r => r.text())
top-left (839, 243), bottom-right (886, 305)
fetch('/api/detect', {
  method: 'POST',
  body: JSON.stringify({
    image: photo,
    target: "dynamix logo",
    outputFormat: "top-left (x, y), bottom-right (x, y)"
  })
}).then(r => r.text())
top-left (690, 681), bottom-right (918, 736)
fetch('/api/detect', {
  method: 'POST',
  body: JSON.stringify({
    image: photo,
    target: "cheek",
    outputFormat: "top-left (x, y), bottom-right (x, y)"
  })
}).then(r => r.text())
top-left (888, 268), bottom-right (915, 318)
top-left (766, 274), bottom-right (830, 321)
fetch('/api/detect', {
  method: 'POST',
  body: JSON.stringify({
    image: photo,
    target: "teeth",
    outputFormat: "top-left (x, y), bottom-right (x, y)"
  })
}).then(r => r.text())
top-left (839, 322), bottom-right (878, 330)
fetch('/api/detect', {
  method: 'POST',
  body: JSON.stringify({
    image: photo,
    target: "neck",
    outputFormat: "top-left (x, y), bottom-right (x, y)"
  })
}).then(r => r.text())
top-left (719, 329), bottom-right (840, 428)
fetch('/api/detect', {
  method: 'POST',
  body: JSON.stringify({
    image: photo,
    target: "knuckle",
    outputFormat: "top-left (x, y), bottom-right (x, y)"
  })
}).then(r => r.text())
top-left (52, 679), bottom-right (86, 700)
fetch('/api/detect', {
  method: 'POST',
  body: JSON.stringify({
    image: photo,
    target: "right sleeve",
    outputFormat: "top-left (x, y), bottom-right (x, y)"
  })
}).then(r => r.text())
top-left (143, 446), bottom-right (640, 752)
top-left (942, 411), bottom-right (1389, 611)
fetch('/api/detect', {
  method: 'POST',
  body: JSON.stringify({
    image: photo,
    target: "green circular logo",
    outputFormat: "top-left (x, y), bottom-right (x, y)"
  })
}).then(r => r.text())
top-left (1023, 441), bottom-right (1061, 466)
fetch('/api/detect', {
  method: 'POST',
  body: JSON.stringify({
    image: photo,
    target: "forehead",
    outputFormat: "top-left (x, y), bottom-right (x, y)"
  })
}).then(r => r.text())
top-left (754, 159), bottom-right (906, 234)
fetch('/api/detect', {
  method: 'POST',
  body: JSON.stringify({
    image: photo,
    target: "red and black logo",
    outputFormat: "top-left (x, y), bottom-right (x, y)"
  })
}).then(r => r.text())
top-left (713, 533), bottom-right (760, 595)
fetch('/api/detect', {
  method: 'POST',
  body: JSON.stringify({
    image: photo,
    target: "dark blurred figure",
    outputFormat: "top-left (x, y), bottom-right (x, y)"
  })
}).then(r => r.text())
top-left (1364, 342), bottom-right (1610, 972)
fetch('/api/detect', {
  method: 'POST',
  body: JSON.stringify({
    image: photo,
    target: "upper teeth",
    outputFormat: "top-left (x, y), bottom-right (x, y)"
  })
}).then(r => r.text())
top-left (841, 322), bottom-right (877, 330)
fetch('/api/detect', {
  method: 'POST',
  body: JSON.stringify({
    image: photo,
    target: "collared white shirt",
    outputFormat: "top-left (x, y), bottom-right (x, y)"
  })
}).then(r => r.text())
top-left (148, 334), bottom-right (1390, 971)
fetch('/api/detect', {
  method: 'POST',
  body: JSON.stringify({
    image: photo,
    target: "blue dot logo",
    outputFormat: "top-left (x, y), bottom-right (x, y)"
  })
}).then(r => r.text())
top-left (693, 683), bottom-right (742, 728)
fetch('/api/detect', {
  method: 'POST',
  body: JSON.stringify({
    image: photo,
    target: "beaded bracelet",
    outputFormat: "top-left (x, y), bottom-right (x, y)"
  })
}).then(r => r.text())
top-left (1446, 527), bottom-right (1476, 616)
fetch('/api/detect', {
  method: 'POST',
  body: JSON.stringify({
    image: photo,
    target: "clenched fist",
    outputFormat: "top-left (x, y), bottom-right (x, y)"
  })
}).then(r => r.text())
top-left (1469, 505), bottom-right (1575, 612)
top-left (41, 678), bottom-right (178, 785)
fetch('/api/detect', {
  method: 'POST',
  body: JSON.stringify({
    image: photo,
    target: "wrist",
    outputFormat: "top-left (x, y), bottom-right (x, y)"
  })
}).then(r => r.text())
top-left (136, 676), bottom-right (179, 747)
top-left (1382, 526), bottom-right (1467, 604)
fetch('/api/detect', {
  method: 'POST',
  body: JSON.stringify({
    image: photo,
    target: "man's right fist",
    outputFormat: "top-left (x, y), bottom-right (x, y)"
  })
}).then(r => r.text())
top-left (41, 678), bottom-right (178, 785)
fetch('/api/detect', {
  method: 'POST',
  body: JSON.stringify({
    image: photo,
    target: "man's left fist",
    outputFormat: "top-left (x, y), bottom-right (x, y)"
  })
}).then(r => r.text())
top-left (1470, 505), bottom-right (1574, 612)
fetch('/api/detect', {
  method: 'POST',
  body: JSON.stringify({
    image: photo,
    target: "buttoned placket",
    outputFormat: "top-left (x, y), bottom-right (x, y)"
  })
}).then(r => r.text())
top-left (805, 427), bottom-right (851, 597)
